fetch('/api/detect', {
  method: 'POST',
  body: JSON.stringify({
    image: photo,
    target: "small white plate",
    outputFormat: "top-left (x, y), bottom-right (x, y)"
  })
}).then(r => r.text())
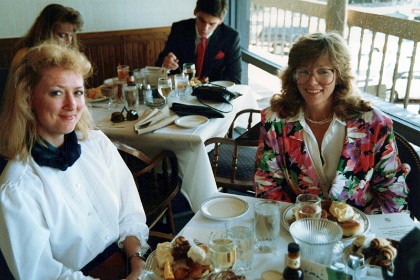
top-left (281, 204), bottom-right (370, 242)
top-left (211, 80), bottom-right (235, 88)
top-left (200, 196), bottom-right (249, 220)
top-left (86, 97), bottom-right (108, 103)
top-left (174, 115), bottom-right (209, 128)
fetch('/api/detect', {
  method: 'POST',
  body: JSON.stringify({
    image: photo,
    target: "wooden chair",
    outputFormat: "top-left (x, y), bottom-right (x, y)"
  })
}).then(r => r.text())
top-left (205, 109), bottom-right (261, 195)
top-left (114, 141), bottom-right (180, 241)
top-left (394, 132), bottom-right (420, 220)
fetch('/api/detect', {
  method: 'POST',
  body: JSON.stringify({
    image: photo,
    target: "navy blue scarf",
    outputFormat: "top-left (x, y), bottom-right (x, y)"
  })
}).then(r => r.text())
top-left (31, 131), bottom-right (81, 171)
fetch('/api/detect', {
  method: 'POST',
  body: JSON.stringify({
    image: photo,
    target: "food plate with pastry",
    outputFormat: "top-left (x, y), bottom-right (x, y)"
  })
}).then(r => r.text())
top-left (282, 200), bottom-right (370, 242)
top-left (344, 234), bottom-right (399, 273)
top-left (146, 236), bottom-right (212, 280)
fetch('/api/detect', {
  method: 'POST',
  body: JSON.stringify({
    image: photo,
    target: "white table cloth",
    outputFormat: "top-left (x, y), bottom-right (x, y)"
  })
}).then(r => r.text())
top-left (147, 194), bottom-right (419, 280)
top-left (89, 85), bottom-right (260, 212)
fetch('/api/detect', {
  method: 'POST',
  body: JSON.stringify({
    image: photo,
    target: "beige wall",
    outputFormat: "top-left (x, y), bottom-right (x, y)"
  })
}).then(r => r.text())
top-left (0, 0), bottom-right (196, 38)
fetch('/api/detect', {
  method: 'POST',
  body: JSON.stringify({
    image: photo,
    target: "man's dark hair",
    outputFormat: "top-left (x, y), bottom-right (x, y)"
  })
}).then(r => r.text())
top-left (196, 0), bottom-right (228, 19)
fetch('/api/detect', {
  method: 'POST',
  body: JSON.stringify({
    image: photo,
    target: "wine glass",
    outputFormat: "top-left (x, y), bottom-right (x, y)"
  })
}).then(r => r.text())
top-left (157, 77), bottom-right (172, 100)
top-left (208, 231), bottom-right (236, 273)
top-left (183, 63), bottom-right (196, 82)
top-left (174, 74), bottom-right (189, 99)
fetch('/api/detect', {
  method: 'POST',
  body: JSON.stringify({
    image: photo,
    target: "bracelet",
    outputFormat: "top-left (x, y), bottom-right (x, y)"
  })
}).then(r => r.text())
top-left (128, 252), bottom-right (145, 263)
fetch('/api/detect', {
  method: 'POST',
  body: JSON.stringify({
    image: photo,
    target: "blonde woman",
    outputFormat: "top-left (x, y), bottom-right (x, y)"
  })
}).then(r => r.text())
top-left (0, 43), bottom-right (148, 280)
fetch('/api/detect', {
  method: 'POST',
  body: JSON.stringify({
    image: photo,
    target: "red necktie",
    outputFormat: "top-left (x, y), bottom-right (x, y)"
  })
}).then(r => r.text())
top-left (195, 36), bottom-right (207, 78)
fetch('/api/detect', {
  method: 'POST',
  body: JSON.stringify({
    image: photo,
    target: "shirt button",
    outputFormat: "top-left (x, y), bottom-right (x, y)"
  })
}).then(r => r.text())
top-left (76, 183), bottom-right (81, 189)
top-left (104, 236), bottom-right (110, 241)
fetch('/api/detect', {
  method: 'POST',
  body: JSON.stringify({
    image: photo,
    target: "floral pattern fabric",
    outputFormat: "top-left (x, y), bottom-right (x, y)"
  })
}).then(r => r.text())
top-left (254, 107), bottom-right (409, 214)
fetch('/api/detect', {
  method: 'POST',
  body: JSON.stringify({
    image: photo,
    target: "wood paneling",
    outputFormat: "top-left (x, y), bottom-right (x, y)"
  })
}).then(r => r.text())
top-left (0, 27), bottom-right (171, 87)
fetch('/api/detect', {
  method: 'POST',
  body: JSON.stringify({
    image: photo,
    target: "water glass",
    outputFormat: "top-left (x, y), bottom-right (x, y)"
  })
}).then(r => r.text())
top-left (157, 77), bottom-right (172, 98)
top-left (133, 68), bottom-right (144, 85)
top-left (254, 200), bottom-right (280, 253)
top-left (174, 73), bottom-right (189, 99)
top-left (226, 219), bottom-right (254, 274)
top-left (295, 193), bottom-right (321, 220)
top-left (208, 232), bottom-right (236, 272)
top-left (354, 264), bottom-right (383, 280)
top-left (123, 83), bottom-right (139, 111)
top-left (183, 63), bottom-right (196, 81)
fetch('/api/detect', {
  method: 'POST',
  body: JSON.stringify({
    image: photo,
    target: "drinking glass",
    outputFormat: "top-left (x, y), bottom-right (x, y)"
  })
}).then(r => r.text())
top-left (254, 200), bottom-right (280, 253)
top-left (226, 219), bottom-right (254, 274)
top-left (354, 264), bottom-right (383, 280)
top-left (183, 63), bottom-right (196, 81)
top-left (208, 232), bottom-right (236, 273)
top-left (117, 64), bottom-right (129, 81)
top-left (294, 193), bottom-right (321, 220)
top-left (174, 74), bottom-right (189, 99)
top-left (157, 77), bottom-right (172, 99)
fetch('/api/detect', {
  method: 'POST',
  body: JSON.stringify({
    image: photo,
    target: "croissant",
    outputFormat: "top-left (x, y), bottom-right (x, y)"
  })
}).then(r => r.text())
top-left (370, 237), bottom-right (390, 250)
top-left (380, 244), bottom-right (397, 260)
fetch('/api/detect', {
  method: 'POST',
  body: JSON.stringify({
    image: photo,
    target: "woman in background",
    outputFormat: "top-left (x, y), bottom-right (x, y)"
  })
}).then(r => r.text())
top-left (254, 32), bottom-right (409, 214)
top-left (0, 43), bottom-right (148, 279)
top-left (10, 4), bottom-right (83, 69)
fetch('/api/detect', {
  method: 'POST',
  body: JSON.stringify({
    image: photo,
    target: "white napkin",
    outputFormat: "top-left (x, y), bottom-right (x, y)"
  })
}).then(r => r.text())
top-left (134, 105), bottom-right (179, 135)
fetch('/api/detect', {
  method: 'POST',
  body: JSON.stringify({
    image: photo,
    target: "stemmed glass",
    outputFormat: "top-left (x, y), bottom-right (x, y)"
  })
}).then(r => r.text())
top-left (208, 231), bottom-right (236, 273)
top-left (174, 74), bottom-right (189, 99)
top-left (157, 77), bottom-right (172, 101)
top-left (183, 63), bottom-right (196, 82)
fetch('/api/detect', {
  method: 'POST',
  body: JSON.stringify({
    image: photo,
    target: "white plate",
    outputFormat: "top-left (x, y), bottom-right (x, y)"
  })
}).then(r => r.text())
top-left (200, 196), bottom-right (249, 220)
top-left (281, 204), bottom-right (370, 242)
top-left (174, 115), bottom-right (209, 128)
top-left (146, 250), bottom-right (211, 280)
top-left (86, 97), bottom-right (108, 103)
top-left (211, 81), bottom-right (235, 88)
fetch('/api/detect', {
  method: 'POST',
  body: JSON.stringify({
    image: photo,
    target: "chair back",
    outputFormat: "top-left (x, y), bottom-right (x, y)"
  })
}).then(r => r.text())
top-left (205, 109), bottom-right (261, 195)
top-left (114, 141), bottom-right (180, 241)
top-left (395, 132), bottom-right (420, 220)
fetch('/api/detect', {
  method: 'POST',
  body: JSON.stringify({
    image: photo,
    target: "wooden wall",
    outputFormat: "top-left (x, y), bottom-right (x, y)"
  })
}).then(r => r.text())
top-left (0, 27), bottom-right (171, 87)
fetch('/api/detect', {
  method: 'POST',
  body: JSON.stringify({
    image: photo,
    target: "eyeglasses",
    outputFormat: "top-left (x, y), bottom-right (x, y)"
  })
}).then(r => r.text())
top-left (111, 107), bottom-right (139, 123)
top-left (293, 68), bottom-right (335, 85)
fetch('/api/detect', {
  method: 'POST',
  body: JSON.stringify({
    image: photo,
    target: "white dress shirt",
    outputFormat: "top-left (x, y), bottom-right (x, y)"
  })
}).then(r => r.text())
top-left (0, 130), bottom-right (149, 280)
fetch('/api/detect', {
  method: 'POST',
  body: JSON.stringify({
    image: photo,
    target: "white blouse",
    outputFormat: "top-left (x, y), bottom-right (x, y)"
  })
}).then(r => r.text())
top-left (0, 130), bottom-right (149, 280)
top-left (297, 111), bottom-right (346, 197)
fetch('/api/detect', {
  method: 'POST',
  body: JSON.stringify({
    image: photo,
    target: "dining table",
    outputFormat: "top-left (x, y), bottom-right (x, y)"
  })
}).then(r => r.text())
top-left (143, 194), bottom-right (420, 280)
top-left (88, 84), bottom-right (260, 213)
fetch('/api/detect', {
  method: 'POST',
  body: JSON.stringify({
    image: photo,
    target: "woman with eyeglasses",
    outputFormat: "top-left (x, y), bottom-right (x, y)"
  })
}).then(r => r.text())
top-left (254, 32), bottom-right (409, 214)
top-left (10, 4), bottom-right (83, 70)
top-left (0, 43), bottom-right (149, 279)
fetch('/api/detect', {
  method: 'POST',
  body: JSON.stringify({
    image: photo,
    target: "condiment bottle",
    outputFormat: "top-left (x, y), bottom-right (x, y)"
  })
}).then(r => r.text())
top-left (283, 242), bottom-right (304, 280)
top-left (144, 84), bottom-right (153, 106)
top-left (123, 71), bottom-right (139, 111)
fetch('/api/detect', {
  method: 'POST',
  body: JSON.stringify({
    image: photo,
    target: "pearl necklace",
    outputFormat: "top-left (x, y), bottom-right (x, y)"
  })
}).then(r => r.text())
top-left (305, 116), bottom-right (333, 125)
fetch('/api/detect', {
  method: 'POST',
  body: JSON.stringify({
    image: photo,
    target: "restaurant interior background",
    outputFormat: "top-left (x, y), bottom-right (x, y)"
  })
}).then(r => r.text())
top-left (0, 0), bottom-right (419, 152)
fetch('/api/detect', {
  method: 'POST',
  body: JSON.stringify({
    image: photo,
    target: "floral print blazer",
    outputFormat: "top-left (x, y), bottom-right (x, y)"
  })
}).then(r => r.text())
top-left (254, 107), bottom-right (409, 214)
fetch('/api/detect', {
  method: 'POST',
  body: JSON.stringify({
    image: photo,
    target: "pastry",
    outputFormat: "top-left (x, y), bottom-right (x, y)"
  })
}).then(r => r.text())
top-left (340, 219), bottom-right (364, 237)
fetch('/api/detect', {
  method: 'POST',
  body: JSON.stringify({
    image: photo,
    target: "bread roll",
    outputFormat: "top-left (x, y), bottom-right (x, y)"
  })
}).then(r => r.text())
top-left (340, 220), bottom-right (364, 237)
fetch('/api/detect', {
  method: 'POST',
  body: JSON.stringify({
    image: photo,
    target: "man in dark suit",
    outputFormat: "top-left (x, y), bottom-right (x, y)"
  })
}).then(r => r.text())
top-left (156, 0), bottom-right (242, 84)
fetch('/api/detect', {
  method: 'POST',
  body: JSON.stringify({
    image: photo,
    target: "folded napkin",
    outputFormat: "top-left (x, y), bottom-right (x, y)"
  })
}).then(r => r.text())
top-left (134, 105), bottom-right (179, 135)
top-left (170, 102), bottom-right (224, 118)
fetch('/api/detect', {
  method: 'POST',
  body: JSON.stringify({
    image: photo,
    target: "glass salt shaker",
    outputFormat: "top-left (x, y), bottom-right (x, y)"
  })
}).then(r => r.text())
top-left (347, 252), bottom-right (365, 278)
